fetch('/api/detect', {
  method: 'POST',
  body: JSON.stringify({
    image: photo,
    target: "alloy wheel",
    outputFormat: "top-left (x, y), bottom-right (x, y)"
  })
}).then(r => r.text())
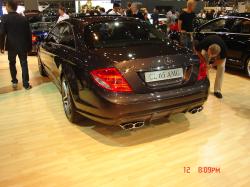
top-left (62, 79), bottom-right (72, 118)
top-left (247, 58), bottom-right (250, 77)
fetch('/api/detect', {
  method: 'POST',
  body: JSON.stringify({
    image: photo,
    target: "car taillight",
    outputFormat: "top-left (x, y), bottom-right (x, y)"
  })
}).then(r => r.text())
top-left (197, 57), bottom-right (207, 81)
top-left (90, 68), bottom-right (132, 93)
top-left (32, 35), bottom-right (37, 43)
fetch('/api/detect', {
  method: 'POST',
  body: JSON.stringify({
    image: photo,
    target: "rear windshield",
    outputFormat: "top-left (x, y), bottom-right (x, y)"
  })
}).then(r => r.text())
top-left (84, 20), bottom-right (165, 48)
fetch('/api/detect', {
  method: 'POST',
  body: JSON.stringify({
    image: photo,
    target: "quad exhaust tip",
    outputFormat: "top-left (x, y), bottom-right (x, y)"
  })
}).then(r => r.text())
top-left (120, 121), bottom-right (145, 130)
top-left (120, 106), bottom-right (204, 130)
top-left (189, 106), bottom-right (203, 114)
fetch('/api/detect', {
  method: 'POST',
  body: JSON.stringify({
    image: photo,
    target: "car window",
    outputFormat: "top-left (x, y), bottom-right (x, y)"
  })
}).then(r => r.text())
top-left (231, 19), bottom-right (250, 34)
top-left (58, 23), bottom-right (76, 48)
top-left (84, 21), bottom-right (165, 48)
top-left (241, 20), bottom-right (250, 34)
top-left (200, 18), bottom-right (234, 32)
top-left (47, 25), bottom-right (60, 44)
top-left (231, 19), bottom-right (243, 33)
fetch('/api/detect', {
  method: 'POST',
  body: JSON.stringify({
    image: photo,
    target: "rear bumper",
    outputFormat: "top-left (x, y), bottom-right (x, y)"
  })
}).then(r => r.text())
top-left (74, 80), bottom-right (209, 126)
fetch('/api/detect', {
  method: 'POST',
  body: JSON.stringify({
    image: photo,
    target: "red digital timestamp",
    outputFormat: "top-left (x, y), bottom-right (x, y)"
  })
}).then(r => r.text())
top-left (184, 167), bottom-right (221, 174)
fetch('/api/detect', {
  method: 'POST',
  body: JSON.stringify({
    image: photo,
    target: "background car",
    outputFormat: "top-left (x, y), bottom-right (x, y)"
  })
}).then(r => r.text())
top-left (38, 16), bottom-right (209, 129)
top-left (24, 10), bottom-right (42, 23)
top-left (148, 13), bottom-right (168, 32)
top-left (194, 16), bottom-right (250, 77)
top-left (30, 22), bottom-right (54, 55)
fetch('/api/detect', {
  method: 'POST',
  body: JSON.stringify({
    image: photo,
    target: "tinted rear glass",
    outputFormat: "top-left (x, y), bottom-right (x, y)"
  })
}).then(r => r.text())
top-left (84, 20), bottom-right (165, 48)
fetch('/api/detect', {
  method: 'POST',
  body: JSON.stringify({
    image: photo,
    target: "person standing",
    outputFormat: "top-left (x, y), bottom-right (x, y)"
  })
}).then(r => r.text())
top-left (108, 3), bottom-right (121, 15)
top-left (178, 0), bottom-right (196, 49)
top-left (129, 3), bottom-right (144, 20)
top-left (0, 0), bottom-right (32, 90)
top-left (151, 8), bottom-right (159, 27)
top-left (194, 35), bottom-right (228, 99)
top-left (57, 5), bottom-right (69, 23)
top-left (126, 2), bottom-right (132, 16)
top-left (100, 7), bottom-right (106, 15)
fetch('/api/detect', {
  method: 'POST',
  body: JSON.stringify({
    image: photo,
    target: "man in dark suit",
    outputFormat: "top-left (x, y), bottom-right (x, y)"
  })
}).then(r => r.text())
top-left (0, 0), bottom-right (32, 90)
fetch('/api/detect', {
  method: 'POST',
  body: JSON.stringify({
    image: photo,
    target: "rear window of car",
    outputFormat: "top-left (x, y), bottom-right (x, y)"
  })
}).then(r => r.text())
top-left (200, 18), bottom-right (235, 32)
top-left (84, 20), bottom-right (165, 48)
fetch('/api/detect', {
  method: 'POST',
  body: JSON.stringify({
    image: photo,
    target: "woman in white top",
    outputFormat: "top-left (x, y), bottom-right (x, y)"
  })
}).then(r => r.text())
top-left (57, 6), bottom-right (69, 23)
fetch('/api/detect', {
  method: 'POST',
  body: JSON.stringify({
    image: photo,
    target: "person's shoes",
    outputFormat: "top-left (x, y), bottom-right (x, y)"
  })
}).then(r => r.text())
top-left (12, 83), bottom-right (18, 89)
top-left (214, 92), bottom-right (223, 99)
top-left (24, 85), bottom-right (32, 90)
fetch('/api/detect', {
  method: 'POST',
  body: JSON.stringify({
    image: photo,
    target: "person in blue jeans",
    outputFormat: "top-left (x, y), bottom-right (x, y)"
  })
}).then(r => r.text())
top-left (178, 0), bottom-right (196, 49)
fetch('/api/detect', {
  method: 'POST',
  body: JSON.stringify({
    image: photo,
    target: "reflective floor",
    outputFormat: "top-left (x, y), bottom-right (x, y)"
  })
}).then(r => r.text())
top-left (0, 54), bottom-right (249, 187)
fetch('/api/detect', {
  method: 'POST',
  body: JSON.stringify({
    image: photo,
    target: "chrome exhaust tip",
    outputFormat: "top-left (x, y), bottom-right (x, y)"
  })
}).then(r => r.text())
top-left (197, 106), bottom-right (203, 112)
top-left (189, 106), bottom-right (204, 114)
top-left (120, 121), bottom-right (145, 130)
top-left (189, 108), bottom-right (198, 114)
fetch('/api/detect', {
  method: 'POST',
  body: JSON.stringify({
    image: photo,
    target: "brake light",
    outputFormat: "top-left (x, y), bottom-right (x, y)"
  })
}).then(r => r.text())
top-left (32, 35), bottom-right (37, 43)
top-left (90, 68), bottom-right (132, 93)
top-left (197, 57), bottom-right (207, 81)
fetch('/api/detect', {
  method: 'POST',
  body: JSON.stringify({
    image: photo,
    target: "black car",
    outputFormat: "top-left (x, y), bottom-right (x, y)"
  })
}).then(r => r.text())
top-left (194, 16), bottom-right (250, 76)
top-left (38, 16), bottom-right (209, 129)
top-left (30, 22), bottom-right (54, 55)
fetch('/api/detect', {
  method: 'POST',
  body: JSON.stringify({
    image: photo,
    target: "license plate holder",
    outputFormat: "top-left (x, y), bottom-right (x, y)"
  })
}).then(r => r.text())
top-left (145, 68), bottom-right (183, 83)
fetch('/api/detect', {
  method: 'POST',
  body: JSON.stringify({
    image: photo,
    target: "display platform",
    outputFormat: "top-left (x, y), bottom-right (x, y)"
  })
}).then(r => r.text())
top-left (0, 54), bottom-right (249, 187)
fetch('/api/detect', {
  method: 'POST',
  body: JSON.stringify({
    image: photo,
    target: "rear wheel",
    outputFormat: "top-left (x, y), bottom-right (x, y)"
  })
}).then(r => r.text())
top-left (245, 57), bottom-right (250, 77)
top-left (61, 76), bottom-right (80, 123)
top-left (38, 56), bottom-right (47, 77)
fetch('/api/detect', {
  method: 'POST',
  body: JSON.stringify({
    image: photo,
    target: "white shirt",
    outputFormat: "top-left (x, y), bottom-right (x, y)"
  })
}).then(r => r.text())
top-left (108, 10), bottom-right (120, 15)
top-left (57, 13), bottom-right (70, 23)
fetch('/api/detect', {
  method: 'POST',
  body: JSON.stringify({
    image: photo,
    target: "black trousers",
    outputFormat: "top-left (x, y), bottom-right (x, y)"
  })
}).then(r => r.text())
top-left (8, 51), bottom-right (30, 87)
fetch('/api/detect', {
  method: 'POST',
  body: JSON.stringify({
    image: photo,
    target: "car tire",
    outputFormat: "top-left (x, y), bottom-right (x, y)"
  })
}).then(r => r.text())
top-left (61, 76), bottom-right (80, 123)
top-left (38, 56), bottom-right (47, 77)
top-left (245, 57), bottom-right (250, 77)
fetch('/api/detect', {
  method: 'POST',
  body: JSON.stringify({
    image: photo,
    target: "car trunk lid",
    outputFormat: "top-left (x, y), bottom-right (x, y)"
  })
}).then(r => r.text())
top-left (93, 43), bottom-right (200, 94)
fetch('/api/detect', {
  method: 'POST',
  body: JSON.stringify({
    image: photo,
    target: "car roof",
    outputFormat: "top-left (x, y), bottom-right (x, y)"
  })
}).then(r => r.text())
top-left (228, 12), bottom-right (250, 18)
top-left (69, 15), bottom-right (144, 26)
top-left (220, 15), bottom-right (250, 20)
top-left (204, 16), bottom-right (250, 23)
top-left (198, 15), bottom-right (250, 30)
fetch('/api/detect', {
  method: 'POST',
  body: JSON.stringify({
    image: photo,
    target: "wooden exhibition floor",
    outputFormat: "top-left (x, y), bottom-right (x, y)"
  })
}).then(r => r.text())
top-left (0, 54), bottom-right (249, 187)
